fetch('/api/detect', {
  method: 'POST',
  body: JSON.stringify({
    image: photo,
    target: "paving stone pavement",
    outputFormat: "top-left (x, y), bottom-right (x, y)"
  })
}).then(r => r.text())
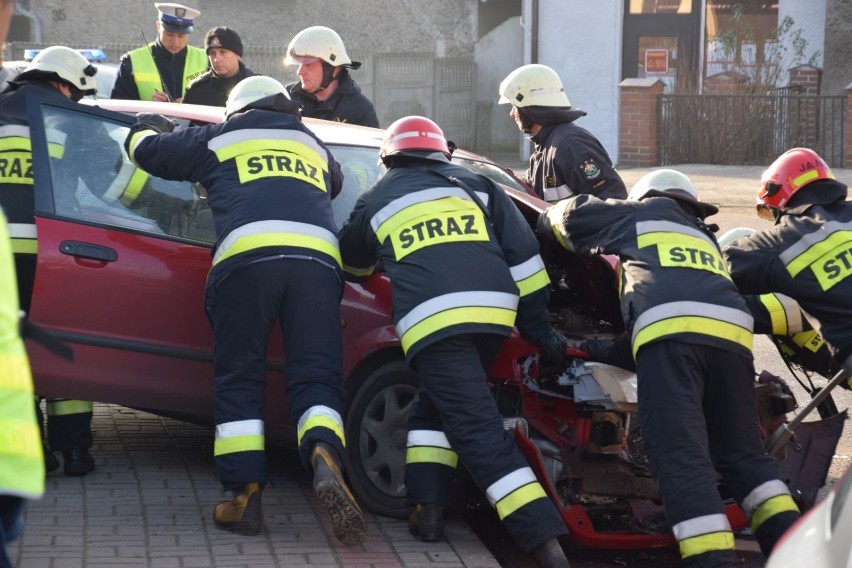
top-left (8, 404), bottom-right (501, 568)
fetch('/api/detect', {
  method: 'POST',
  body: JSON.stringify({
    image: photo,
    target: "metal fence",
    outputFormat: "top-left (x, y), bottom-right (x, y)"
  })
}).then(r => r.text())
top-left (6, 42), bottom-right (476, 143)
top-left (658, 93), bottom-right (847, 167)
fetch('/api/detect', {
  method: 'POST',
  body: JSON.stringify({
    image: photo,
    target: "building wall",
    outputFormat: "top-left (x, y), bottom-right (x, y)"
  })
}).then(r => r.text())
top-left (13, 0), bottom-right (477, 58)
top-left (474, 16), bottom-right (524, 152)
top-left (535, 0), bottom-right (623, 164)
top-left (823, 0), bottom-right (852, 96)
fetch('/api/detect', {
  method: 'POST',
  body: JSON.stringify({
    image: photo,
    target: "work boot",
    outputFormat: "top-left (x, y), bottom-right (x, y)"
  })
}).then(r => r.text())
top-left (44, 442), bottom-right (60, 474)
top-left (214, 482), bottom-right (263, 536)
top-left (530, 537), bottom-right (571, 568)
top-left (408, 503), bottom-right (445, 542)
top-left (311, 442), bottom-right (367, 546)
top-left (62, 449), bottom-right (95, 476)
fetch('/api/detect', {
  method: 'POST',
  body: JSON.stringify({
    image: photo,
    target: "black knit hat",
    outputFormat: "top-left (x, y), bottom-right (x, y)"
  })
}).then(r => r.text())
top-left (204, 27), bottom-right (243, 57)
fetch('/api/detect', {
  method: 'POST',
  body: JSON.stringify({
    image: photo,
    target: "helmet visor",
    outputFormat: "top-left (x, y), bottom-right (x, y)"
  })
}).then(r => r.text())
top-left (756, 203), bottom-right (777, 221)
top-left (287, 52), bottom-right (320, 65)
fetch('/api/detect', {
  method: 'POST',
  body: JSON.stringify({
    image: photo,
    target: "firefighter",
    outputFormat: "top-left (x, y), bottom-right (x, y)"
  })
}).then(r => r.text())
top-left (723, 148), bottom-right (852, 387)
top-left (498, 64), bottom-right (626, 202)
top-left (123, 76), bottom-right (367, 545)
top-left (338, 116), bottom-right (571, 567)
top-left (183, 26), bottom-right (254, 107)
top-left (284, 26), bottom-right (379, 128)
top-left (111, 2), bottom-right (207, 102)
top-left (0, 46), bottom-right (101, 477)
top-left (538, 169), bottom-right (800, 567)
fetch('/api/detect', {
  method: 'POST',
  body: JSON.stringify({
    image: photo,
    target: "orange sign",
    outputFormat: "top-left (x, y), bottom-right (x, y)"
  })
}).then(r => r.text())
top-left (645, 49), bottom-right (669, 74)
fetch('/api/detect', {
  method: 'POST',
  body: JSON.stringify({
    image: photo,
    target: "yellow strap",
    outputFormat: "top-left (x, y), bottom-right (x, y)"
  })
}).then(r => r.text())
top-left (679, 531), bottom-right (735, 559)
top-left (494, 482), bottom-right (548, 520)
top-left (406, 446), bottom-right (459, 468)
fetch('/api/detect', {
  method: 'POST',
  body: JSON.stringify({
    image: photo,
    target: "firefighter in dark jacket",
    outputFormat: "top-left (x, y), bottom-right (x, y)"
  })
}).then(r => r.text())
top-left (339, 115), bottom-right (571, 567)
top-left (284, 26), bottom-right (379, 128)
top-left (499, 64), bottom-right (626, 203)
top-left (111, 3), bottom-right (207, 102)
top-left (723, 148), bottom-right (852, 386)
top-left (0, 46), bottom-right (101, 477)
top-left (538, 169), bottom-right (800, 568)
top-left (124, 76), bottom-right (367, 545)
top-left (183, 26), bottom-right (253, 107)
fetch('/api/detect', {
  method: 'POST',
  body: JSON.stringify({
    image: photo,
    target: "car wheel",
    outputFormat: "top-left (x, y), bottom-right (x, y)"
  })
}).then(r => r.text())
top-left (345, 360), bottom-right (419, 519)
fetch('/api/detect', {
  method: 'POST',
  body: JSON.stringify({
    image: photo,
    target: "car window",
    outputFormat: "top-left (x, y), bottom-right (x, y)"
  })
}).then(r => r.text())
top-left (41, 105), bottom-right (214, 242)
top-left (329, 145), bottom-right (385, 227)
top-left (453, 157), bottom-right (529, 193)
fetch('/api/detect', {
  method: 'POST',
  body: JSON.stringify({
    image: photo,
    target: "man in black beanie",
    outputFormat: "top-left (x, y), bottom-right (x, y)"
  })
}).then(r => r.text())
top-left (184, 26), bottom-right (254, 107)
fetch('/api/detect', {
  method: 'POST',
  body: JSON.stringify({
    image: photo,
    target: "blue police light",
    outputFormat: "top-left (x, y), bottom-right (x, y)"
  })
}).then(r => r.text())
top-left (23, 48), bottom-right (108, 62)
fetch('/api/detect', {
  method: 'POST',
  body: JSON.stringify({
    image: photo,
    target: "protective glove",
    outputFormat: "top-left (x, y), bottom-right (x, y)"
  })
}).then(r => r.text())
top-left (539, 329), bottom-right (569, 367)
top-left (841, 354), bottom-right (852, 390)
top-left (134, 113), bottom-right (177, 134)
top-left (535, 199), bottom-right (572, 250)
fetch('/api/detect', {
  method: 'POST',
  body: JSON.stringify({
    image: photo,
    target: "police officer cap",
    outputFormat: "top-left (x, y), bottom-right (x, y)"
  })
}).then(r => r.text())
top-left (155, 3), bottom-right (200, 34)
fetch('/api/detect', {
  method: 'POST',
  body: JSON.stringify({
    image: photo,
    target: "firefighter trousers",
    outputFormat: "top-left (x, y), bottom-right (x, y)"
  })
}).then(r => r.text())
top-left (206, 258), bottom-right (347, 493)
top-left (407, 333), bottom-right (567, 553)
top-left (636, 341), bottom-right (800, 566)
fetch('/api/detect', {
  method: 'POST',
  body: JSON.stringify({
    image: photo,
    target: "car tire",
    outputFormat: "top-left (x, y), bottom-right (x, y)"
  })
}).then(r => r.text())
top-left (344, 360), bottom-right (419, 519)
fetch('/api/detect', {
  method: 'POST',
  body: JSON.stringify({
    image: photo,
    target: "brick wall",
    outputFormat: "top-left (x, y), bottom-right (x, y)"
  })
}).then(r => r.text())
top-left (846, 83), bottom-right (852, 167)
top-left (788, 65), bottom-right (822, 95)
top-left (618, 78), bottom-right (663, 167)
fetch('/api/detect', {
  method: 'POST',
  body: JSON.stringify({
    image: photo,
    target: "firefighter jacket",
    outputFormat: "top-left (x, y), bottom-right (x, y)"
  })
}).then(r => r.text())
top-left (541, 194), bottom-right (754, 359)
top-left (526, 121), bottom-right (626, 202)
top-left (0, 81), bottom-right (68, 257)
top-left (286, 70), bottom-right (379, 128)
top-left (338, 158), bottom-right (555, 359)
top-left (111, 41), bottom-right (207, 101)
top-left (0, 209), bottom-right (44, 500)
top-left (183, 62), bottom-right (254, 108)
top-left (126, 98), bottom-right (343, 287)
top-left (724, 192), bottom-right (852, 363)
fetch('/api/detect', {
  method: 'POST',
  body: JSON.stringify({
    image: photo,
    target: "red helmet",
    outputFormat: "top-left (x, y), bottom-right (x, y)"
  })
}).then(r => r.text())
top-left (379, 116), bottom-right (451, 163)
top-left (757, 148), bottom-right (835, 220)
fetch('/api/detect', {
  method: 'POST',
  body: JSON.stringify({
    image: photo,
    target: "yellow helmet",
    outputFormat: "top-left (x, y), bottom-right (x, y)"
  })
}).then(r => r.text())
top-left (498, 64), bottom-right (570, 108)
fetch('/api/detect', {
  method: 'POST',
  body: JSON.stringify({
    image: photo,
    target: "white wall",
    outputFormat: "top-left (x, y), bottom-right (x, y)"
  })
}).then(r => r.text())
top-left (531, 0), bottom-right (623, 163)
top-left (779, 0), bottom-right (825, 72)
top-left (474, 16), bottom-right (525, 152)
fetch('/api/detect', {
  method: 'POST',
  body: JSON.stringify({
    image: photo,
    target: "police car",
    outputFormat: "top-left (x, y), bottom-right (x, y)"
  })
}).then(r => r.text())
top-left (23, 96), bottom-right (607, 518)
top-left (5, 48), bottom-right (118, 98)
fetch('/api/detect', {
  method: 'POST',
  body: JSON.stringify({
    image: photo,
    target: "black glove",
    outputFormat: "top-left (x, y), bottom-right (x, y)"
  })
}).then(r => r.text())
top-left (539, 329), bottom-right (569, 366)
top-left (135, 113), bottom-right (177, 134)
top-left (536, 210), bottom-right (552, 240)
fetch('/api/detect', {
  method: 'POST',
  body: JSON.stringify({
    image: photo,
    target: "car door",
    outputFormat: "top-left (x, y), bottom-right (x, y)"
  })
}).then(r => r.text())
top-left (24, 96), bottom-right (290, 434)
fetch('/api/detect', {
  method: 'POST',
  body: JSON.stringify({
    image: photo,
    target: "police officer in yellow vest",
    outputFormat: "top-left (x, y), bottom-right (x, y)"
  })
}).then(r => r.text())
top-left (0, 209), bottom-right (44, 568)
top-left (111, 2), bottom-right (207, 102)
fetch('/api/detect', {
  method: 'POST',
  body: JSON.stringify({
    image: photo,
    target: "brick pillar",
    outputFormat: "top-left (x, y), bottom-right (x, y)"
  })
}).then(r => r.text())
top-left (619, 78), bottom-right (664, 167)
top-left (846, 83), bottom-right (852, 168)
top-left (788, 65), bottom-right (822, 95)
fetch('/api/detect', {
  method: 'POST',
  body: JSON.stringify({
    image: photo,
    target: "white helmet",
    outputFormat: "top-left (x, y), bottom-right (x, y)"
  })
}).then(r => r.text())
top-left (498, 64), bottom-right (571, 108)
top-left (23, 46), bottom-right (97, 93)
top-left (717, 227), bottom-right (756, 247)
top-left (629, 169), bottom-right (718, 217)
top-left (225, 76), bottom-right (290, 118)
top-left (285, 26), bottom-right (354, 68)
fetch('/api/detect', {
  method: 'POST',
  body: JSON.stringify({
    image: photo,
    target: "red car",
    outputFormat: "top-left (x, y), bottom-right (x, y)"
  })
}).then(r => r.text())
top-left (25, 96), bottom-right (603, 518)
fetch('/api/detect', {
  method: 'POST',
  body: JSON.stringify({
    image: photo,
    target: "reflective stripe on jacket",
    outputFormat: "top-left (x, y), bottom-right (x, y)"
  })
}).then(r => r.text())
top-left (339, 160), bottom-right (553, 358)
top-left (546, 194), bottom-right (754, 358)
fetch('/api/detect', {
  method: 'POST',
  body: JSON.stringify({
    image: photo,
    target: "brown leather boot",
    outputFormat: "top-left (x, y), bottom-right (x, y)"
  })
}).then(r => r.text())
top-left (408, 503), bottom-right (445, 542)
top-left (311, 442), bottom-right (367, 546)
top-left (530, 537), bottom-right (571, 567)
top-left (214, 482), bottom-right (263, 536)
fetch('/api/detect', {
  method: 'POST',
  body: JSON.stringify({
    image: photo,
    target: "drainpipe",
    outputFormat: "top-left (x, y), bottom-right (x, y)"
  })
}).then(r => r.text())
top-left (15, 2), bottom-right (43, 43)
top-left (531, 0), bottom-right (539, 64)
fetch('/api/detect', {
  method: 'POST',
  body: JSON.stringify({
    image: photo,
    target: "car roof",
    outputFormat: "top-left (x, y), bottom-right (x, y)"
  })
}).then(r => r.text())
top-left (78, 99), bottom-right (497, 164)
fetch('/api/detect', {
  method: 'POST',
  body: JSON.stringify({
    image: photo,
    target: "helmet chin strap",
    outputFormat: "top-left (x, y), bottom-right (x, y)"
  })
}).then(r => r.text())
top-left (309, 62), bottom-right (339, 95)
top-left (516, 107), bottom-right (534, 135)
